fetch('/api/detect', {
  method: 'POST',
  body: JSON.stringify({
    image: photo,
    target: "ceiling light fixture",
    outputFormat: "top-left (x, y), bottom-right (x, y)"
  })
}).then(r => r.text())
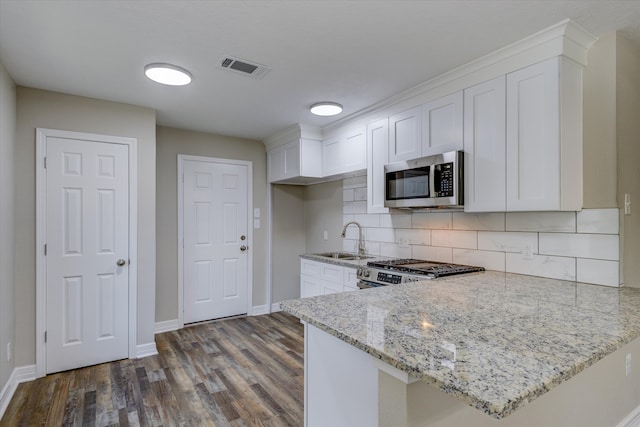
top-left (310, 102), bottom-right (343, 116)
top-left (144, 63), bottom-right (192, 86)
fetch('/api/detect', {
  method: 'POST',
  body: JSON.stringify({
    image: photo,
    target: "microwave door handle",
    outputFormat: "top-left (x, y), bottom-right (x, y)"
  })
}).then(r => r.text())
top-left (429, 165), bottom-right (435, 198)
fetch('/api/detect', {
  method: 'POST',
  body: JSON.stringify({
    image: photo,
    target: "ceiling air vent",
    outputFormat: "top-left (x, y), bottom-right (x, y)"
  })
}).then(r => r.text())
top-left (218, 56), bottom-right (271, 79)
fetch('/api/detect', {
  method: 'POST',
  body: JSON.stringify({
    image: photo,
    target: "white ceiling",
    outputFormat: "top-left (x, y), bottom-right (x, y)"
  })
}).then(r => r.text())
top-left (1, 1), bottom-right (639, 141)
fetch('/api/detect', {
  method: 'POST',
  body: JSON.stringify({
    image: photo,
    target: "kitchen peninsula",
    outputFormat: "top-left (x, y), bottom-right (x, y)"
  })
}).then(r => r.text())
top-left (281, 271), bottom-right (640, 427)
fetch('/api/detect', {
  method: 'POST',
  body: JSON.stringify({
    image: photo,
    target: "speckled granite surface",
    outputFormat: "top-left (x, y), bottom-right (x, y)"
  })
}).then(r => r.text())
top-left (280, 271), bottom-right (640, 419)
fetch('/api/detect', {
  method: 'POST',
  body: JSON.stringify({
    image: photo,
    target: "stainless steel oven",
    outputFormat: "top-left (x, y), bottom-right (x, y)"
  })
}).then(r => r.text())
top-left (356, 259), bottom-right (484, 289)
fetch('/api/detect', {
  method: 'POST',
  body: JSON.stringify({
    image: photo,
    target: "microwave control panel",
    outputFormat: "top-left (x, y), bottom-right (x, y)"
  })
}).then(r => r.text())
top-left (434, 162), bottom-right (454, 197)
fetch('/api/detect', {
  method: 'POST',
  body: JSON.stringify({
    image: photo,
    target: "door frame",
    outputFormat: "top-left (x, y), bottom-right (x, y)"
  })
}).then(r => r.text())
top-left (35, 128), bottom-right (138, 378)
top-left (177, 154), bottom-right (254, 328)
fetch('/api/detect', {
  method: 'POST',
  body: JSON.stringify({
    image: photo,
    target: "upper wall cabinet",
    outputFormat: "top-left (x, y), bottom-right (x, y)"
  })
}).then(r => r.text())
top-left (388, 92), bottom-right (463, 163)
top-left (506, 57), bottom-right (582, 211)
top-left (421, 91), bottom-right (463, 156)
top-left (464, 76), bottom-right (507, 212)
top-left (366, 118), bottom-right (389, 214)
top-left (388, 106), bottom-right (422, 162)
top-left (267, 138), bottom-right (322, 184)
top-left (322, 127), bottom-right (366, 178)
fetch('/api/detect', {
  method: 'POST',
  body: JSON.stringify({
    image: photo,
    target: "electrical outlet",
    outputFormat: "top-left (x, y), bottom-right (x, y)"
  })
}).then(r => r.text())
top-left (6, 342), bottom-right (10, 362)
top-left (522, 244), bottom-right (533, 259)
top-left (626, 353), bottom-right (632, 376)
top-left (625, 193), bottom-right (632, 215)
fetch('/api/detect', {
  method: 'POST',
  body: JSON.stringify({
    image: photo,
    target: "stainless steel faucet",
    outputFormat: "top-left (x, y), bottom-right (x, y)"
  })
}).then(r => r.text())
top-left (341, 221), bottom-right (366, 256)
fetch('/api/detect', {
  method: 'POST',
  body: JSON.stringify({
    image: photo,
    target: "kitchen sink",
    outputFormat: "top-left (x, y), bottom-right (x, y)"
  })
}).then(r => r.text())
top-left (314, 252), bottom-right (373, 260)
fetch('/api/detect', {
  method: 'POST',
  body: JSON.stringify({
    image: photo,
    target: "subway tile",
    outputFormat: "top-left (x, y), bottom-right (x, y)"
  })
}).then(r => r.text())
top-left (343, 189), bottom-right (355, 202)
top-left (342, 239), bottom-right (356, 253)
top-left (354, 187), bottom-right (368, 201)
top-left (506, 212), bottom-right (576, 232)
top-left (343, 174), bottom-right (367, 189)
top-left (380, 243), bottom-right (412, 259)
top-left (366, 227), bottom-right (396, 243)
top-left (577, 208), bottom-right (619, 234)
top-left (539, 233), bottom-right (619, 261)
top-left (343, 214), bottom-right (355, 224)
top-left (453, 249), bottom-right (506, 272)
top-left (506, 253), bottom-right (576, 281)
top-left (396, 228), bottom-right (430, 246)
top-left (478, 231), bottom-right (538, 254)
top-left (365, 241), bottom-right (381, 256)
top-left (343, 201), bottom-right (367, 215)
top-left (343, 226), bottom-right (362, 240)
top-left (431, 230), bottom-right (477, 249)
top-left (412, 245), bottom-right (453, 263)
top-left (353, 214), bottom-right (380, 227)
top-left (380, 213), bottom-right (412, 228)
top-left (452, 212), bottom-right (505, 231)
top-left (412, 212), bottom-right (453, 230)
top-left (577, 258), bottom-right (620, 287)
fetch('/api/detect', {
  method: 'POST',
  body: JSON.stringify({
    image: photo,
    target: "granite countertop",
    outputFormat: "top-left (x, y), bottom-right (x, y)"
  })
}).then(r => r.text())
top-left (300, 252), bottom-right (392, 268)
top-left (280, 271), bottom-right (640, 419)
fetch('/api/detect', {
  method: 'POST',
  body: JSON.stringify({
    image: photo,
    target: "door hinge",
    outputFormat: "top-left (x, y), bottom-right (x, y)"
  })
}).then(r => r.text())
top-left (44, 244), bottom-right (47, 256)
top-left (43, 157), bottom-right (47, 168)
top-left (44, 331), bottom-right (47, 343)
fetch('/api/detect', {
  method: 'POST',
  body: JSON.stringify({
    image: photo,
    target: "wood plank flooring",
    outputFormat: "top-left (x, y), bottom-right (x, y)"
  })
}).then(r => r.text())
top-left (1, 312), bottom-right (304, 427)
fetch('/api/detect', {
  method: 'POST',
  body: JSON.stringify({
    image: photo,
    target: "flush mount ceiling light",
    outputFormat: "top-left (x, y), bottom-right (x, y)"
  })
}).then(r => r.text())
top-left (144, 63), bottom-right (192, 86)
top-left (310, 102), bottom-right (343, 116)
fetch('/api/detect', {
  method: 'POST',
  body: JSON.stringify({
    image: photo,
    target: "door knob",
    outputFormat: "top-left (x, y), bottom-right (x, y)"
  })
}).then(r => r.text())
top-left (240, 245), bottom-right (247, 252)
top-left (117, 259), bottom-right (127, 267)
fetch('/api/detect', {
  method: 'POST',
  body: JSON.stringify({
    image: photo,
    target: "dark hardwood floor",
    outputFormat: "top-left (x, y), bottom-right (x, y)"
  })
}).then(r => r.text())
top-left (1, 312), bottom-right (304, 427)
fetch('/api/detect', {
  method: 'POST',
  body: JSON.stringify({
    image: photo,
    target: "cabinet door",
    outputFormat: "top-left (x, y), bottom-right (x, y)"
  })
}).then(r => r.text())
top-left (422, 91), bottom-right (463, 156)
top-left (267, 146), bottom-right (285, 182)
top-left (506, 58), bottom-right (559, 211)
top-left (342, 128), bottom-right (366, 173)
top-left (301, 275), bottom-right (322, 298)
top-left (367, 118), bottom-right (389, 214)
top-left (322, 137), bottom-right (343, 176)
top-left (321, 280), bottom-right (343, 295)
top-left (388, 106), bottom-right (422, 162)
top-left (464, 76), bottom-right (506, 212)
top-left (343, 267), bottom-right (358, 291)
top-left (283, 141), bottom-right (301, 179)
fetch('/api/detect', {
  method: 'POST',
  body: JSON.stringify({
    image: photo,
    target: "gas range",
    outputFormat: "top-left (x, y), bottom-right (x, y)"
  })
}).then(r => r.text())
top-left (356, 258), bottom-right (484, 289)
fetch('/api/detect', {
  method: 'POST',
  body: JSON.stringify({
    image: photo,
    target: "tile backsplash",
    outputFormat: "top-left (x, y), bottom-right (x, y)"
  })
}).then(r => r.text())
top-left (342, 175), bottom-right (621, 287)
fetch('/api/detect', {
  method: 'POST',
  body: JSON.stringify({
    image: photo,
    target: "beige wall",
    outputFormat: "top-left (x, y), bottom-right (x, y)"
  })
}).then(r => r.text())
top-left (0, 63), bottom-right (16, 396)
top-left (270, 180), bottom-right (344, 304)
top-left (155, 126), bottom-right (268, 321)
top-left (305, 181), bottom-right (343, 253)
top-left (14, 87), bottom-right (157, 365)
top-left (272, 185), bottom-right (306, 303)
top-left (583, 32), bottom-right (618, 209)
top-left (616, 34), bottom-right (640, 287)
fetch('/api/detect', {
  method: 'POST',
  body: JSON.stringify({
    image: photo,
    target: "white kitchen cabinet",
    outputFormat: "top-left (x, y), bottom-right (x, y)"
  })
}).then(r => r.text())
top-left (463, 76), bottom-right (506, 212)
top-left (366, 118), bottom-right (389, 214)
top-left (300, 258), bottom-right (358, 297)
top-left (421, 91), bottom-right (463, 156)
top-left (322, 127), bottom-right (366, 178)
top-left (267, 138), bottom-right (322, 183)
top-left (388, 106), bottom-right (422, 162)
top-left (506, 57), bottom-right (582, 211)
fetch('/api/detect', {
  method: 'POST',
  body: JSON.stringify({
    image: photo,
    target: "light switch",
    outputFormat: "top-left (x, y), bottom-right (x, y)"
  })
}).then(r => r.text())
top-left (254, 208), bottom-right (261, 218)
top-left (254, 219), bottom-right (261, 229)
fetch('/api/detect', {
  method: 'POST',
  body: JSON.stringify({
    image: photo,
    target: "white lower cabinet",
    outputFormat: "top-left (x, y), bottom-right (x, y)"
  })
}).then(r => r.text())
top-left (300, 259), bottom-right (358, 298)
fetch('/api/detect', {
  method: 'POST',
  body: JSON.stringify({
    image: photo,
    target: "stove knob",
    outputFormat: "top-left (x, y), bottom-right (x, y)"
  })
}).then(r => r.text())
top-left (363, 269), bottom-right (370, 278)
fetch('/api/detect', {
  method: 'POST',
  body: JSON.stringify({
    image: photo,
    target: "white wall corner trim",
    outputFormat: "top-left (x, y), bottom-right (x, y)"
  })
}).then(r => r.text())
top-left (154, 319), bottom-right (181, 334)
top-left (618, 405), bottom-right (640, 427)
top-left (251, 305), bottom-right (269, 316)
top-left (0, 365), bottom-right (37, 419)
top-left (135, 342), bottom-right (158, 359)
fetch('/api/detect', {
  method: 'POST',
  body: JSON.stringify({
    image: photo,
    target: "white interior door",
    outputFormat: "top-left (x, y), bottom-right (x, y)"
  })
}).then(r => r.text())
top-left (183, 159), bottom-right (249, 323)
top-left (45, 137), bottom-right (129, 374)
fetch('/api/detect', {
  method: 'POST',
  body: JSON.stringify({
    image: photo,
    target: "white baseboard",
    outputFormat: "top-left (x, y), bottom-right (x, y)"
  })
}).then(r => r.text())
top-left (154, 318), bottom-right (181, 334)
top-left (271, 302), bottom-right (282, 313)
top-left (618, 404), bottom-right (640, 427)
top-left (0, 365), bottom-right (36, 419)
top-left (251, 304), bottom-right (269, 316)
top-left (135, 342), bottom-right (158, 359)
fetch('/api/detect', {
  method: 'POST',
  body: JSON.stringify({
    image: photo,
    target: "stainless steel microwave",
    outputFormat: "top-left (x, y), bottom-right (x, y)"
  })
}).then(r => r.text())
top-left (384, 151), bottom-right (464, 209)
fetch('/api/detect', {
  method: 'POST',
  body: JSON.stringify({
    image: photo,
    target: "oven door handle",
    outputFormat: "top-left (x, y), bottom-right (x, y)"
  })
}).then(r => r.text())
top-left (429, 165), bottom-right (436, 198)
top-left (357, 281), bottom-right (375, 289)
